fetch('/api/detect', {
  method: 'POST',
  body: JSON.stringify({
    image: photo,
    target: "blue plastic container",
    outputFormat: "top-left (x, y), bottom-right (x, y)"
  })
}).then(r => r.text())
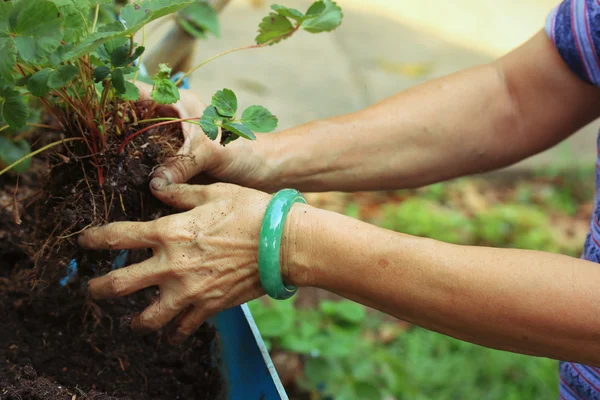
top-left (211, 304), bottom-right (288, 400)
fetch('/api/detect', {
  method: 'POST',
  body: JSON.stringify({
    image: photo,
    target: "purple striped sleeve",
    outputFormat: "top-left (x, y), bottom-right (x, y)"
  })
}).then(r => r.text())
top-left (546, 0), bottom-right (600, 86)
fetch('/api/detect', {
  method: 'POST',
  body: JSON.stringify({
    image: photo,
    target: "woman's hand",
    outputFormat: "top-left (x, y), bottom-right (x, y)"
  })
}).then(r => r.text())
top-left (136, 82), bottom-right (269, 188)
top-left (78, 180), bottom-right (273, 344)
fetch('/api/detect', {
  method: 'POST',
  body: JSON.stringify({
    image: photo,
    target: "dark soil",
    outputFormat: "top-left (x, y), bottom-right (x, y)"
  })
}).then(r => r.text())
top-left (0, 101), bottom-right (224, 399)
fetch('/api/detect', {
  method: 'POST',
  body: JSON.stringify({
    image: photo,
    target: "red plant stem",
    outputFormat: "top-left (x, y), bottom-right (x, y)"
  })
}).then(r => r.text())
top-left (118, 117), bottom-right (199, 153)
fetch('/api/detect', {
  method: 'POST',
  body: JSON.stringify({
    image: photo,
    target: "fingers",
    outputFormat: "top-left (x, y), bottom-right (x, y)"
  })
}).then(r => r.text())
top-left (151, 122), bottom-right (200, 185)
top-left (131, 294), bottom-right (182, 333)
top-left (78, 221), bottom-right (159, 250)
top-left (88, 259), bottom-right (161, 300)
top-left (168, 306), bottom-right (210, 345)
top-left (150, 181), bottom-right (228, 210)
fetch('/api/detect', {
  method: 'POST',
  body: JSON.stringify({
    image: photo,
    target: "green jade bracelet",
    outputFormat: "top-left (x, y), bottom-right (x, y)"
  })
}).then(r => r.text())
top-left (258, 189), bottom-right (307, 300)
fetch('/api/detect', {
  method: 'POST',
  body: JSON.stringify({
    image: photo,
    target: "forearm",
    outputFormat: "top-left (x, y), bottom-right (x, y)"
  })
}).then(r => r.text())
top-left (252, 31), bottom-right (600, 193)
top-left (284, 204), bottom-right (600, 366)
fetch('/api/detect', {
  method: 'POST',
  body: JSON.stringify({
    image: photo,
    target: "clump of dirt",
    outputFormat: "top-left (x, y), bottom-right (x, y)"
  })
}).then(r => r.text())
top-left (0, 101), bottom-right (224, 399)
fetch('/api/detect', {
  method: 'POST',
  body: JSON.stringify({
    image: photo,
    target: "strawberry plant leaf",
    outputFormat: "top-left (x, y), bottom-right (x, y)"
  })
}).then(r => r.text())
top-left (0, 37), bottom-right (16, 83)
top-left (27, 68), bottom-right (53, 97)
top-left (10, 0), bottom-right (64, 64)
top-left (49, 0), bottom-right (90, 43)
top-left (48, 65), bottom-right (78, 89)
top-left (64, 0), bottom-right (192, 61)
top-left (117, 81), bottom-right (140, 101)
top-left (111, 45), bottom-right (130, 67)
top-left (124, 46), bottom-right (145, 65)
top-left (176, 2), bottom-right (219, 39)
top-left (0, 86), bottom-right (29, 130)
top-left (199, 106), bottom-right (219, 140)
top-left (97, 35), bottom-right (128, 63)
top-left (120, 66), bottom-right (139, 76)
top-left (301, 0), bottom-right (343, 33)
top-left (0, 137), bottom-right (31, 173)
top-left (0, 3), bottom-right (15, 82)
top-left (211, 89), bottom-right (237, 118)
top-left (48, 43), bottom-right (75, 67)
top-left (271, 4), bottom-right (305, 22)
top-left (112, 68), bottom-right (126, 94)
top-left (156, 63), bottom-right (172, 80)
top-left (0, 1), bottom-right (10, 34)
top-left (241, 105), bottom-right (278, 133)
top-left (93, 66), bottom-right (111, 82)
top-left (111, 45), bottom-right (144, 67)
top-left (256, 12), bottom-right (295, 45)
top-left (120, 0), bottom-right (194, 33)
top-left (222, 122), bottom-right (256, 141)
top-left (151, 78), bottom-right (180, 105)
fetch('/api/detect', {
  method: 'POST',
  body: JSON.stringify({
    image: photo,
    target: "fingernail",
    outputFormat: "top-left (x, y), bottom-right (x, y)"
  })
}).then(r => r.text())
top-left (150, 177), bottom-right (167, 191)
top-left (153, 168), bottom-right (174, 184)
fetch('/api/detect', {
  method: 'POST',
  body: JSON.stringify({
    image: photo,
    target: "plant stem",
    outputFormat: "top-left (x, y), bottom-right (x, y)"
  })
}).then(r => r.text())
top-left (129, 35), bottom-right (135, 57)
top-left (118, 117), bottom-right (199, 153)
top-left (91, 4), bottom-right (100, 33)
top-left (136, 117), bottom-right (200, 125)
top-left (100, 80), bottom-right (112, 110)
top-left (11, 124), bottom-right (62, 141)
top-left (174, 26), bottom-right (301, 86)
top-left (0, 138), bottom-right (84, 177)
top-left (133, 27), bottom-right (145, 84)
top-left (174, 44), bottom-right (264, 86)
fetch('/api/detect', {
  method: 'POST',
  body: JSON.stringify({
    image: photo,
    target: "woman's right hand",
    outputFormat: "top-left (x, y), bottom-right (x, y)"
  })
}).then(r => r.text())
top-left (136, 82), bottom-right (270, 188)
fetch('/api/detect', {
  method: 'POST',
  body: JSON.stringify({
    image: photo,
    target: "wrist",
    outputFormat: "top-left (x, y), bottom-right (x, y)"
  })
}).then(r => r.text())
top-left (280, 202), bottom-right (318, 288)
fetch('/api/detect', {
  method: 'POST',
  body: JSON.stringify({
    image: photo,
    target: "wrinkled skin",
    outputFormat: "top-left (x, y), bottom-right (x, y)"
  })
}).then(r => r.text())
top-left (80, 180), bottom-right (270, 344)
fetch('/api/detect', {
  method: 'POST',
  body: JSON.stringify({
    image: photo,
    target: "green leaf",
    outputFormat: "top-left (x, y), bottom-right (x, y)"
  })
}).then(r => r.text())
top-left (271, 4), bottom-right (305, 21)
top-left (47, 43), bottom-right (75, 67)
top-left (48, 65), bottom-right (78, 89)
top-left (0, 87), bottom-right (29, 130)
top-left (222, 122), bottom-right (256, 141)
top-left (301, 0), bottom-right (343, 33)
top-left (125, 45), bottom-right (145, 65)
top-left (199, 106), bottom-right (219, 140)
top-left (176, 2), bottom-right (219, 38)
top-left (49, 0), bottom-right (90, 43)
top-left (96, 33), bottom-right (128, 62)
top-left (27, 68), bottom-right (53, 97)
top-left (120, 0), bottom-right (194, 33)
top-left (319, 300), bottom-right (366, 324)
top-left (0, 37), bottom-right (17, 83)
top-left (241, 105), bottom-right (277, 133)
top-left (117, 81), bottom-right (140, 101)
top-left (0, 1), bottom-right (11, 34)
top-left (111, 45), bottom-right (145, 67)
top-left (304, 358), bottom-right (331, 387)
top-left (10, 0), bottom-right (64, 64)
top-left (111, 44), bottom-right (130, 67)
top-left (64, 0), bottom-right (194, 61)
top-left (211, 89), bottom-right (237, 118)
top-left (93, 66), bottom-right (111, 82)
top-left (120, 65), bottom-right (139, 76)
top-left (353, 382), bottom-right (382, 399)
top-left (0, 137), bottom-right (31, 173)
top-left (112, 68), bottom-right (126, 94)
top-left (156, 63), bottom-right (172, 80)
top-left (255, 12), bottom-right (295, 45)
top-left (151, 78), bottom-right (180, 105)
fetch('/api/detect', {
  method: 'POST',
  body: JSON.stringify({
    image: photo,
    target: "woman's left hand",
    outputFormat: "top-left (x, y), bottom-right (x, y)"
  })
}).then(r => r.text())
top-left (78, 179), bottom-right (272, 344)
